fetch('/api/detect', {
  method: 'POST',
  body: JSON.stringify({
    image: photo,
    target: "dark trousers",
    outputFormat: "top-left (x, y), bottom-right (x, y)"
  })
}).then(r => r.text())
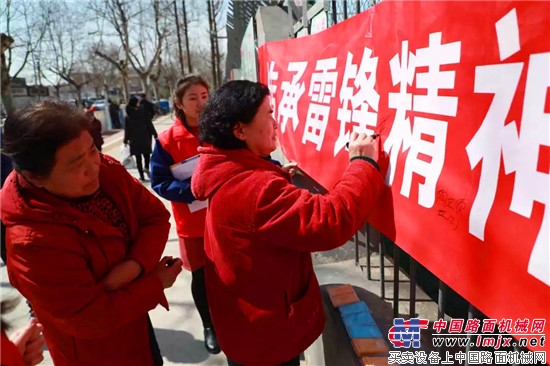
top-left (227, 355), bottom-right (300, 366)
top-left (147, 315), bottom-right (163, 366)
top-left (192, 267), bottom-right (213, 327)
top-left (110, 114), bottom-right (121, 129)
top-left (135, 154), bottom-right (151, 179)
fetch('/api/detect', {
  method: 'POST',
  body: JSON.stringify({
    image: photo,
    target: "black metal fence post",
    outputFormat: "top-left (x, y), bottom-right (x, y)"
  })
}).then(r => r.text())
top-left (409, 258), bottom-right (417, 318)
top-left (438, 281), bottom-right (447, 354)
top-left (393, 244), bottom-right (400, 319)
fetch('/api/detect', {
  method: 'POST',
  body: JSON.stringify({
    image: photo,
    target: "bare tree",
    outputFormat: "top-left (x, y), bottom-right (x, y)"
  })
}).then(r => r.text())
top-left (182, 0), bottom-right (193, 73)
top-left (161, 40), bottom-right (181, 99)
top-left (172, 0), bottom-right (184, 75)
top-left (91, 0), bottom-right (171, 99)
top-left (42, 1), bottom-right (89, 105)
top-left (90, 0), bottom-right (134, 101)
top-left (207, 0), bottom-right (225, 89)
top-left (127, 0), bottom-right (170, 95)
top-left (192, 45), bottom-right (220, 88)
top-left (149, 56), bottom-right (163, 101)
top-left (1, 33), bottom-right (15, 114)
top-left (173, 0), bottom-right (200, 75)
top-left (1, 0), bottom-right (51, 114)
top-left (87, 47), bottom-right (119, 98)
top-left (39, 65), bottom-right (63, 98)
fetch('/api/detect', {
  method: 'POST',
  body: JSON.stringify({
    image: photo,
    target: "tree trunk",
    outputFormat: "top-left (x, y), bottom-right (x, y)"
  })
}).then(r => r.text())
top-left (0, 84), bottom-right (15, 116)
top-left (1, 69), bottom-right (15, 116)
top-left (151, 79), bottom-right (159, 101)
top-left (55, 85), bottom-right (61, 98)
top-left (139, 75), bottom-right (148, 96)
top-left (207, 1), bottom-right (218, 88)
top-left (121, 67), bottom-right (130, 101)
top-left (182, 0), bottom-right (192, 73)
top-left (213, 10), bottom-right (221, 86)
top-left (75, 87), bottom-right (82, 106)
top-left (173, 0), bottom-right (184, 75)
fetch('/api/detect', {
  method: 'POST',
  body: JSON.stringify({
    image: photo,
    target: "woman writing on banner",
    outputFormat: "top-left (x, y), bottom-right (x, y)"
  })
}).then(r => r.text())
top-left (191, 80), bottom-right (387, 366)
top-left (1, 100), bottom-right (183, 366)
top-left (150, 75), bottom-right (221, 354)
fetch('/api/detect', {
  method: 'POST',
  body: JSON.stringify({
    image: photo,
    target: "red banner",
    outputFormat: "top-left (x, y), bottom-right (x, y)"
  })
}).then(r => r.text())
top-left (259, 0), bottom-right (550, 352)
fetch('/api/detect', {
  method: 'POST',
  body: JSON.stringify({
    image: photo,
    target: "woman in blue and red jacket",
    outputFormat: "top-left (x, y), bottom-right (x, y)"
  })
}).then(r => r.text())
top-left (150, 75), bottom-right (220, 354)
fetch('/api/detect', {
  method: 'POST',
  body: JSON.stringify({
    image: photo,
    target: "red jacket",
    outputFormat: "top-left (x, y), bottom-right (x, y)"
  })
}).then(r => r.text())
top-left (1, 154), bottom-right (171, 366)
top-left (151, 118), bottom-right (206, 238)
top-left (191, 147), bottom-right (385, 365)
top-left (1, 331), bottom-right (24, 366)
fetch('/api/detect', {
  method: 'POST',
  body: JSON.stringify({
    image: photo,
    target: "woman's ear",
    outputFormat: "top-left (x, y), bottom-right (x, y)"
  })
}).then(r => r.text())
top-left (173, 98), bottom-right (183, 111)
top-left (232, 122), bottom-right (246, 141)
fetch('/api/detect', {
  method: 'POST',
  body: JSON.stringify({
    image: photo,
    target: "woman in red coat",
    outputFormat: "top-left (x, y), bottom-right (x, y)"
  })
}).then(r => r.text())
top-left (1, 100), bottom-right (183, 366)
top-left (150, 75), bottom-right (220, 354)
top-left (191, 80), bottom-right (387, 366)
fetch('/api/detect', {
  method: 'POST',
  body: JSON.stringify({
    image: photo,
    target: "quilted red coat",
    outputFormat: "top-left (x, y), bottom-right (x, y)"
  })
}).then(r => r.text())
top-left (1, 154), bottom-right (171, 366)
top-left (191, 147), bottom-right (385, 365)
top-left (1, 330), bottom-right (25, 366)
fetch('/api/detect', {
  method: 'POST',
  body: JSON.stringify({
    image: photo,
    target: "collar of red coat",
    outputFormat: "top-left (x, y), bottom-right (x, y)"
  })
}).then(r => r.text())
top-left (1, 154), bottom-right (122, 228)
top-left (173, 117), bottom-right (200, 140)
top-left (192, 146), bottom-right (291, 202)
top-left (158, 117), bottom-right (203, 146)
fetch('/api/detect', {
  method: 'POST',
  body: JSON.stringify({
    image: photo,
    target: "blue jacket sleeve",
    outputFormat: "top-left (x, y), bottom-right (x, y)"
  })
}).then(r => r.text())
top-left (270, 159), bottom-right (283, 167)
top-left (150, 140), bottom-right (196, 203)
top-left (263, 155), bottom-right (283, 167)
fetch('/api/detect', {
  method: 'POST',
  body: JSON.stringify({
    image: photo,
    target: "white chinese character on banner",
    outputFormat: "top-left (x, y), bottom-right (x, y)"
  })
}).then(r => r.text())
top-left (302, 104), bottom-right (331, 151)
top-left (334, 47), bottom-right (380, 156)
top-left (266, 61), bottom-right (279, 117)
top-left (384, 32), bottom-right (461, 208)
top-left (465, 9), bottom-right (549, 285)
top-left (303, 57), bottom-right (338, 151)
top-left (309, 57), bottom-right (338, 104)
top-left (278, 61), bottom-right (307, 133)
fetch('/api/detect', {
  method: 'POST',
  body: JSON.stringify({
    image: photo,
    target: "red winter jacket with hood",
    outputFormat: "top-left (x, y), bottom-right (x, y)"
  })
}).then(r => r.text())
top-left (191, 147), bottom-right (385, 365)
top-left (0, 154), bottom-right (171, 366)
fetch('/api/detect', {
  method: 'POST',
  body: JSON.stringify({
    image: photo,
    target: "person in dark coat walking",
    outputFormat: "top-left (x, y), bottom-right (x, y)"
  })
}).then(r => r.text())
top-left (108, 100), bottom-right (122, 129)
top-left (85, 111), bottom-right (104, 152)
top-left (124, 97), bottom-right (158, 181)
top-left (140, 94), bottom-right (156, 122)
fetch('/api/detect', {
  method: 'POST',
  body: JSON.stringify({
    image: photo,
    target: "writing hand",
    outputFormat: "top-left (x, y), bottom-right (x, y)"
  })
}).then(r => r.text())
top-left (282, 162), bottom-right (298, 177)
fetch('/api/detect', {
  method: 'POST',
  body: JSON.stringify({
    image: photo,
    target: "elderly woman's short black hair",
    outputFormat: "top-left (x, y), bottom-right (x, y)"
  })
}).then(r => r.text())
top-left (199, 80), bottom-right (270, 149)
top-left (3, 99), bottom-right (90, 177)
